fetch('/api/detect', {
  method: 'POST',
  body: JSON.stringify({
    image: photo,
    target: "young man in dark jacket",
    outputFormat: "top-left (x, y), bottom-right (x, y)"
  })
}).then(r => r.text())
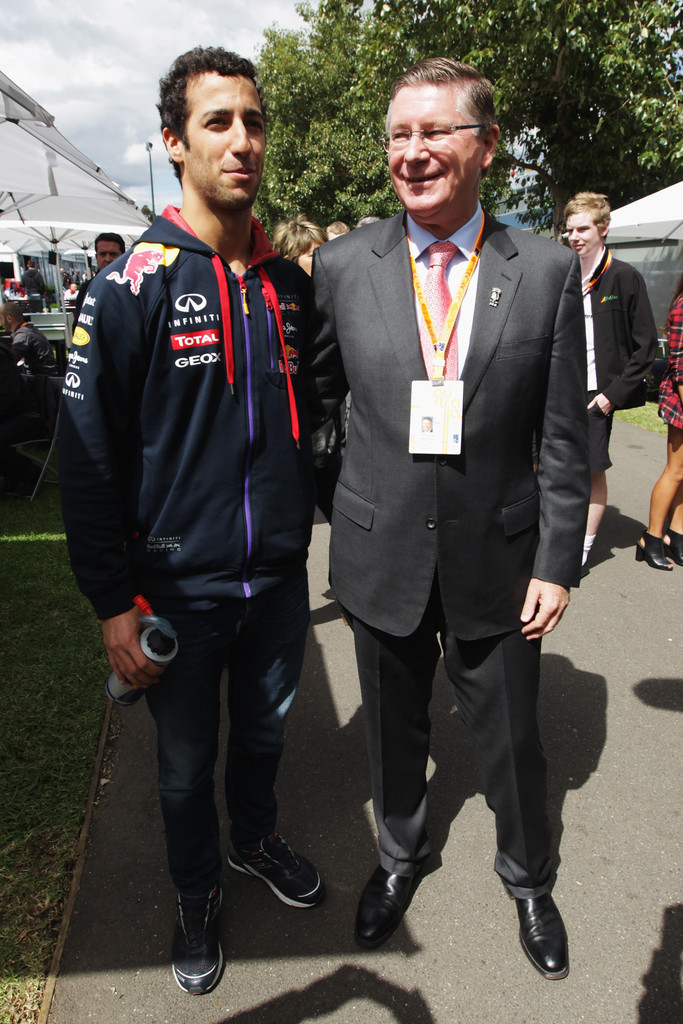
top-left (59, 47), bottom-right (322, 996)
top-left (565, 191), bottom-right (657, 573)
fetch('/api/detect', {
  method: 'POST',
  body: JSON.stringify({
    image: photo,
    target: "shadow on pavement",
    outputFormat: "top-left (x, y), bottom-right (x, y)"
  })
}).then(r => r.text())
top-left (423, 652), bottom-right (607, 891)
top-left (633, 678), bottom-right (683, 712)
top-left (590, 502), bottom-right (643, 568)
top-left (637, 903), bottom-right (683, 1024)
top-left (211, 964), bottom-right (436, 1023)
top-left (56, 610), bottom-right (607, 976)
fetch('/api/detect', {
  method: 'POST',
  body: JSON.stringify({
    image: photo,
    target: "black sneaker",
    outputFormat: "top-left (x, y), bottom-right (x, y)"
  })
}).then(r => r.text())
top-left (172, 887), bottom-right (223, 995)
top-left (228, 833), bottom-right (324, 908)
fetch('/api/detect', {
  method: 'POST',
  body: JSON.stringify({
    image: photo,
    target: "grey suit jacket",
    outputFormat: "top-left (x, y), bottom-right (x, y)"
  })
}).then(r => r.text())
top-left (306, 212), bottom-right (590, 640)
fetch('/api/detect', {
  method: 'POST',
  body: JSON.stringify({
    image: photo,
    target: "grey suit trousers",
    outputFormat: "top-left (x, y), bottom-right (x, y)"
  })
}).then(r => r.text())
top-left (349, 573), bottom-right (552, 900)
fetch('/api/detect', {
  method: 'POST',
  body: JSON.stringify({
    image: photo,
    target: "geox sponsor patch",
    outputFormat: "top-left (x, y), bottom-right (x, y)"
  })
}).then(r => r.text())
top-left (106, 244), bottom-right (180, 295)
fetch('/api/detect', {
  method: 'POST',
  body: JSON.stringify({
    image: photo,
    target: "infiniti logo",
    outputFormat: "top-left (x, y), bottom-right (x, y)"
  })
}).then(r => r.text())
top-left (175, 293), bottom-right (207, 313)
top-left (65, 372), bottom-right (81, 388)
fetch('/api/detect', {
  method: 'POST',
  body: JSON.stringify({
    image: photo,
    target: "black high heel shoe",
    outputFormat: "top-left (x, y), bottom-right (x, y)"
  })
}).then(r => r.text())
top-left (635, 531), bottom-right (673, 570)
top-left (663, 528), bottom-right (683, 566)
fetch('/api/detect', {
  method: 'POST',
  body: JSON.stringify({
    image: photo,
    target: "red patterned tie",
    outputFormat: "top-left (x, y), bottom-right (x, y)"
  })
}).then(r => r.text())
top-left (419, 241), bottom-right (458, 379)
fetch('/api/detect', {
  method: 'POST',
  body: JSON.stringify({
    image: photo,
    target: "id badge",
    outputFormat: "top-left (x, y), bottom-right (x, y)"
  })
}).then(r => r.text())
top-left (409, 380), bottom-right (464, 455)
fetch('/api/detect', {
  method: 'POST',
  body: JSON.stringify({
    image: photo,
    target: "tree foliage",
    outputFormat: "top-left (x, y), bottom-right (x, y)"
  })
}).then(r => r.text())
top-left (256, 0), bottom-right (683, 237)
top-left (255, 1), bottom-right (395, 232)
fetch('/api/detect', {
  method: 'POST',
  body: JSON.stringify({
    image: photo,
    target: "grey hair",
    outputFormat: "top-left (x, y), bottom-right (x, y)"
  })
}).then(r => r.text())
top-left (385, 57), bottom-right (496, 138)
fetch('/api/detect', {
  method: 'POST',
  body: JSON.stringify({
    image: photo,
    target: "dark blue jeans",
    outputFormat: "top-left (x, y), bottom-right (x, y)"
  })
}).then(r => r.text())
top-left (145, 569), bottom-right (310, 900)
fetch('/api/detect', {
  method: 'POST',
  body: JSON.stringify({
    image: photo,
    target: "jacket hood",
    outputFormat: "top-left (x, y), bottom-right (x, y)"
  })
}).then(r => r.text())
top-left (134, 206), bottom-right (278, 265)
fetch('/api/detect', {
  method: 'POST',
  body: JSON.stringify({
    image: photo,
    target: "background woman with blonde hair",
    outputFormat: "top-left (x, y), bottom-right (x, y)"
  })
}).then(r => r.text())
top-left (272, 214), bottom-right (327, 276)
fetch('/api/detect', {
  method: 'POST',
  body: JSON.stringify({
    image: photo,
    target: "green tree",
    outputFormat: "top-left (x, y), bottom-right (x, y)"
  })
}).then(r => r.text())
top-left (256, 0), bottom-right (396, 232)
top-left (257, 0), bottom-right (682, 237)
top-left (386, 0), bottom-right (683, 235)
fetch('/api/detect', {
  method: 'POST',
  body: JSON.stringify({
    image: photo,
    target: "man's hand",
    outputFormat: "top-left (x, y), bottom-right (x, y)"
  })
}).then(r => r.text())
top-left (587, 392), bottom-right (614, 416)
top-left (101, 606), bottom-right (165, 688)
top-left (520, 579), bottom-right (570, 640)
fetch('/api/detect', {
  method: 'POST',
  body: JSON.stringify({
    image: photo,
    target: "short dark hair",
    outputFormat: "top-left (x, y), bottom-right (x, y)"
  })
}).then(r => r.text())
top-left (158, 47), bottom-right (264, 182)
top-left (1, 300), bottom-right (22, 322)
top-left (94, 232), bottom-right (125, 254)
top-left (387, 58), bottom-right (496, 137)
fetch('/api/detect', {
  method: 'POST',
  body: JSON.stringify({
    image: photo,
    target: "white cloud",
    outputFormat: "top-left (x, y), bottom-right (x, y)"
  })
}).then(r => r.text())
top-left (3, 0), bottom-right (310, 211)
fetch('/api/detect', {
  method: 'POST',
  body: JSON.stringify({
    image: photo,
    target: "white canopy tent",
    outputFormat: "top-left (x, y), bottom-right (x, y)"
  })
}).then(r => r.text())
top-left (608, 181), bottom-right (683, 241)
top-left (0, 69), bottom-right (146, 216)
top-left (0, 68), bottom-right (148, 311)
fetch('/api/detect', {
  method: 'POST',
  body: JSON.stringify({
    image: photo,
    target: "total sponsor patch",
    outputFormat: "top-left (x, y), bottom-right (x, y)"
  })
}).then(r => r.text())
top-left (171, 329), bottom-right (220, 350)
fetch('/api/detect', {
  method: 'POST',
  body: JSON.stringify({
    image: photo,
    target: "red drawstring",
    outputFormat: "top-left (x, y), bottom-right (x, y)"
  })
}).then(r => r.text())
top-left (211, 254), bottom-right (235, 393)
top-left (256, 266), bottom-right (301, 449)
top-left (207, 254), bottom-right (300, 445)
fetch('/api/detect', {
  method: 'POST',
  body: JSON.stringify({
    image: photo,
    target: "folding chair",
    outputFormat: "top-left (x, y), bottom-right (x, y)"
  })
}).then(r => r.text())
top-left (11, 375), bottom-right (64, 502)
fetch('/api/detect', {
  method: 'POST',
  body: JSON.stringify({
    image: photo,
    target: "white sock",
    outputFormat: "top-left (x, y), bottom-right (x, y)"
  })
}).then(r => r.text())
top-left (582, 533), bottom-right (596, 565)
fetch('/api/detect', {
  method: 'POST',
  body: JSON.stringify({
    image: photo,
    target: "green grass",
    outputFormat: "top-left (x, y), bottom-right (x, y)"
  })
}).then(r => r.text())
top-left (614, 399), bottom-right (667, 434)
top-left (0, 482), bottom-right (108, 1024)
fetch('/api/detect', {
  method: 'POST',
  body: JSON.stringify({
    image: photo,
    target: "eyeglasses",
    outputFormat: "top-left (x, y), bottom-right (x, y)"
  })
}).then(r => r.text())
top-left (380, 124), bottom-right (489, 152)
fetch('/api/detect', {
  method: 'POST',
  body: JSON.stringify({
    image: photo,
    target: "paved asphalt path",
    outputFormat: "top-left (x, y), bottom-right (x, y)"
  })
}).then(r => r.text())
top-left (48, 419), bottom-right (682, 1024)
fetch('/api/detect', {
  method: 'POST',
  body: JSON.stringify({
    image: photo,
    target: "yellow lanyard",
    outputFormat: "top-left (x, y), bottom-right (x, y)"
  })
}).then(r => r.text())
top-left (409, 212), bottom-right (485, 381)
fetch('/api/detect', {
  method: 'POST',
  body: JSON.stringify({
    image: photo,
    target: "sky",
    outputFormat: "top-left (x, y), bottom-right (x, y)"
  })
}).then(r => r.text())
top-left (2, 0), bottom-right (311, 215)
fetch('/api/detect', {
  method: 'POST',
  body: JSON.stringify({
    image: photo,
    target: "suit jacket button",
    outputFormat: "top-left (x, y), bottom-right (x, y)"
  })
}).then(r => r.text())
top-left (425, 517), bottom-right (436, 529)
top-left (437, 457), bottom-right (448, 466)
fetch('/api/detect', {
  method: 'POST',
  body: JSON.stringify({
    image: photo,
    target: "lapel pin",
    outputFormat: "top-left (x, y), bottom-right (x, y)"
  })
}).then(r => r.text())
top-left (489, 287), bottom-right (501, 307)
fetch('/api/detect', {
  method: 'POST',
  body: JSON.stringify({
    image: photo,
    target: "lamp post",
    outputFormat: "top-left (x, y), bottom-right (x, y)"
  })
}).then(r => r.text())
top-left (146, 141), bottom-right (156, 217)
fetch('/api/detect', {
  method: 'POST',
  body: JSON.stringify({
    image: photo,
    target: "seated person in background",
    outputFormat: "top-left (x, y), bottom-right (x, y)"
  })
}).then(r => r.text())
top-left (2, 280), bottom-right (23, 302)
top-left (64, 281), bottom-right (80, 303)
top-left (272, 214), bottom-right (328, 276)
top-left (0, 302), bottom-right (58, 377)
top-left (0, 339), bottom-right (43, 496)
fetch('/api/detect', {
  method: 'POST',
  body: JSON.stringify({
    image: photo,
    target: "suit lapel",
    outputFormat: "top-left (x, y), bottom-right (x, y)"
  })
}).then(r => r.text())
top-left (363, 213), bottom-right (523, 396)
top-left (366, 215), bottom-right (426, 383)
top-left (461, 218), bottom-right (521, 410)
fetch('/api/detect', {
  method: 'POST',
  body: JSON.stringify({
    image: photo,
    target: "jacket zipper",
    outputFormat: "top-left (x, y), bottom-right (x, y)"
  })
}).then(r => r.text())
top-left (238, 273), bottom-right (255, 598)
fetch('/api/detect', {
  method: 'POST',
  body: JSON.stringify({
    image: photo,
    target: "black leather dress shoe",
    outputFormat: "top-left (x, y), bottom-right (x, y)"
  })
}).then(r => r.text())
top-left (516, 893), bottom-right (569, 979)
top-left (354, 865), bottom-right (416, 948)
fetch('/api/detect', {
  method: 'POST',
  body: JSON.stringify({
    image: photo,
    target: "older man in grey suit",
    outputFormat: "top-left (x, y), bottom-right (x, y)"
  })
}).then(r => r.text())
top-left (306, 58), bottom-right (589, 979)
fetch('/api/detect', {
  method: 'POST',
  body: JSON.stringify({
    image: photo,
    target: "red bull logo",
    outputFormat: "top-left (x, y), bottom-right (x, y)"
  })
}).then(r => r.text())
top-left (106, 244), bottom-right (179, 296)
top-left (279, 344), bottom-right (300, 375)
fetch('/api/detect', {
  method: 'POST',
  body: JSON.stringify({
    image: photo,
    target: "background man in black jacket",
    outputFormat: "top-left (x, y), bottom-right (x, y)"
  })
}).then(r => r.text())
top-left (565, 192), bottom-right (657, 574)
top-left (20, 259), bottom-right (45, 312)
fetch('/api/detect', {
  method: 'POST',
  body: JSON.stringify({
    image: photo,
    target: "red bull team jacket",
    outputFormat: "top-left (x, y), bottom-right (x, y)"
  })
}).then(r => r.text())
top-left (59, 208), bottom-right (315, 620)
